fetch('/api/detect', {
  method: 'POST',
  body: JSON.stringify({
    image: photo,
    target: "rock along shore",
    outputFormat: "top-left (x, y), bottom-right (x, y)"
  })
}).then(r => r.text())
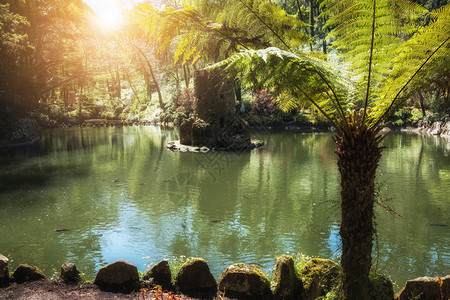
top-left (1, 253), bottom-right (449, 300)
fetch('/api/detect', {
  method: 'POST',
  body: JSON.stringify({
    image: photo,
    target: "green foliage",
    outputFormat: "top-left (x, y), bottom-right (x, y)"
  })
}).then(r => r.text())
top-left (215, 1), bottom-right (449, 134)
top-left (212, 47), bottom-right (351, 128)
top-left (217, 0), bottom-right (309, 50)
top-left (130, 0), bottom-right (309, 67)
top-left (376, 3), bottom-right (450, 120)
top-left (430, 96), bottom-right (450, 117)
top-left (168, 255), bottom-right (189, 283)
top-left (0, 3), bottom-right (30, 55)
top-left (0, 3), bottom-right (31, 104)
top-left (293, 253), bottom-right (314, 277)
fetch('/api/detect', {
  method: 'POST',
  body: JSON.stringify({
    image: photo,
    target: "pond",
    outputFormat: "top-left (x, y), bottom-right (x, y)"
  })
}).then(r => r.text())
top-left (0, 126), bottom-right (448, 290)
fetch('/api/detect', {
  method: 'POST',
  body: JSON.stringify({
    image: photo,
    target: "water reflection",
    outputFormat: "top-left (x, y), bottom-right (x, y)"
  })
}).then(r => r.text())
top-left (0, 127), bottom-right (448, 291)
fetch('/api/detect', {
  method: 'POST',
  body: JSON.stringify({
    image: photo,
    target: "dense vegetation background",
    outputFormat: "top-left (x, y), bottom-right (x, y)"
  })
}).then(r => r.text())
top-left (0, 0), bottom-right (448, 140)
top-left (1, 1), bottom-right (449, 298)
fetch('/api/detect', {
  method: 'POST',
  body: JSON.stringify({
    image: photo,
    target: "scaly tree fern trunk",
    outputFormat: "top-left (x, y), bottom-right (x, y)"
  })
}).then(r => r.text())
top-left (335, 118), bottom-right (384, 300)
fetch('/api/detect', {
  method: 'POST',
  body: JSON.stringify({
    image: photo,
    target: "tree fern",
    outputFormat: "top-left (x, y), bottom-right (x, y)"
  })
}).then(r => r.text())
top-left (211, 47), bottom-right (353, 130)
top-left (129, 0), bottom-right (310, 67)
top-left (211, 3), bottom-right (449, 298)
top-left (322, 0), bottom-right (427, 118)
top-left (217, 0), bottom-right (309, 50)
top-left (373, 3), bottom-right (450, 125)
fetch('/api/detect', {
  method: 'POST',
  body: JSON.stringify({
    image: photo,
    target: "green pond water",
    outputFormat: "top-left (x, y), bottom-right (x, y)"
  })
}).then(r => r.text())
top-left (0, 126), bottom-right (448, 289)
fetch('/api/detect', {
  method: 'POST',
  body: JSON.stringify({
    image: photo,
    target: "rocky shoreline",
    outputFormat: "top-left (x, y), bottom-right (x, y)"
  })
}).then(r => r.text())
top-left (400, 120), bottom-right (450, 139)
top-left (1, 254), bottom-right (449, 299)
top-left (1, 118), bottom-right (449, 150)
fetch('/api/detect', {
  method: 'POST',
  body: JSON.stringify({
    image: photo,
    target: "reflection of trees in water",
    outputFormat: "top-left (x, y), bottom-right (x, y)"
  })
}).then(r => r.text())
top-left (375, 133), bottom-right (449, 288)
top-left (1, 129), bottom-right (448, 282)
top-left (160, 131), bottom-right (341, 272)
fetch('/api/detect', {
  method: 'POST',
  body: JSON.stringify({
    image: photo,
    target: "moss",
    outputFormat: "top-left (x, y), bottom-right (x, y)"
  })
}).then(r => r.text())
top-left (226, 263), bottom-right (270, 285)
top-left (300, 258), bottom-right (341, 299)
top-left (142, 260), bottom-right (172, 291)
top-left (272, 255), bottom-right (302, 298)
top-left (175, 258), bottom-right (216, 296)
top-left (11, 264), bottom-right (47, 283)
top-left (218, 263), bottom-right (272, 299)
top-left (369, 272), bottom-right (394, 300)
top-left (60, 263), bottom-right (82, 284)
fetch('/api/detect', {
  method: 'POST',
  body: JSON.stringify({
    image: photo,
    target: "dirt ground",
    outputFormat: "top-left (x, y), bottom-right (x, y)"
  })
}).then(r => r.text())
top-left (0, 280), bottom-right (225, 300)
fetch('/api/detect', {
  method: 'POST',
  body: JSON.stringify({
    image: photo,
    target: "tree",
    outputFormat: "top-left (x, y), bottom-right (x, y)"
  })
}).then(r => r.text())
top-left (0, 3), bottom-right (31, 107)
top-left (213, 1), bottom-right (450, 299)
top-left (1, 0), bottom-right (92, 109)
top-left (129, 0), bottom-right (308, 67)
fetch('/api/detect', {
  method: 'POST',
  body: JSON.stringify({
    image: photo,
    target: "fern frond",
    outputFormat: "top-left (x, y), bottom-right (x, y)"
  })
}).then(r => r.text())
top-left (321, 0), bottom-right (429, 126)
top-left (371, 3), bottom-right (450, 126)
top-left (210, 47), bottom-right (354, 131)
top-left (323, 0), bottom-right (426, 97)
top-left (217, 0), bottom-right (309, 50)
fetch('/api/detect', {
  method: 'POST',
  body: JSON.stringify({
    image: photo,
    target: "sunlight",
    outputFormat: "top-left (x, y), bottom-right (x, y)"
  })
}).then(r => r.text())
top-left (98, 5), bottom-right (122, 30)
top-left (85, 0), bottom-right (137, 31)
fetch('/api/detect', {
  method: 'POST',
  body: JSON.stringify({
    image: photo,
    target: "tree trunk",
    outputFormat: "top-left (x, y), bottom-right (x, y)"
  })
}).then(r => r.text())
top-left (143, 70), bottom-right (152, 102)
top-left (117, 65), bottom-right (122, 99)
top-left (183, 64), bottom-right (189, 88)
top-left (309, 0), bottom-right (315, 51)
top-left (418, 91), bottom-right (426, 118)
top-left (124, 68), bottom-right (140, 103)
top-left (132, 45), bottom-right (164, 110)
top-left (335, 125), bottom-right (383, 300)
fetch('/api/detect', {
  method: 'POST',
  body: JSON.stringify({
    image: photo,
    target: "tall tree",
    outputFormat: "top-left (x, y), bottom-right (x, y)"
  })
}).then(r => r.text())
top-left (213, 1), bottom-right (450, 299)
top-left (2, 0), bottom-right (91, 106)
top-left (0, 3), bottom-right (31, 107)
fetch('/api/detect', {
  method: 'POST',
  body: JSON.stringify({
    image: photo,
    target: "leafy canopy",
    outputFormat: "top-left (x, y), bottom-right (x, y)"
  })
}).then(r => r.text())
top-left (213, 0), bottom-right (450, 136)
top-left (127, 0), bottom-right (309, 66)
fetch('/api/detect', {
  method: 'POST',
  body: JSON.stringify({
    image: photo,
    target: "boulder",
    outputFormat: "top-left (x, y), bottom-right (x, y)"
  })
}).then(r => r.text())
top-left (191, 118), bottom-right (214, 147)
top-left (441, 122), bottom-right (450, 137)
top-left (175, 258), bottom-right (217, 297)
top-left (94, 260), bottom-right (139, 293)
top-left (0, 254), bottom-right (9, 286)
top-left (430, 121), bottom-right (443, 135)
top-left (272, 255), bottom-right (301, 298)
top-left (142, 260), bottom-right (172, 290)
top-left (272, 255), bottom-right (303, 299)
top-left (179, 118), bottom-right (194, 145)
top-left (369, 272), bottom-right (394, 300)
top-left (60, 262), bottom-right (82, 284)
top-left (300, 258), bottom-right (341, 300)
top-left (396, 275), bottom-right (450, 300)
top-left (218, 263), bottom-right (272, 299)
top-left (11, 264), bottom-right (47, 283)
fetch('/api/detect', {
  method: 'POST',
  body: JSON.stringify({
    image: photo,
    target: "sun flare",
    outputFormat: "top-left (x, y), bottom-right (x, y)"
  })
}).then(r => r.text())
top-left (98, 6), bottom-right (122, 30)
top-left (85, 0), bottom-right (134, 31)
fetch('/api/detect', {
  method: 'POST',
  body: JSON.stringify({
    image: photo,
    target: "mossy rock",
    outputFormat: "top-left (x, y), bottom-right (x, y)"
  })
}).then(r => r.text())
top-left (300, 258), bottom-right (341, 300)
top-left (272, 255), bottom-right (303, 299)
top-left (0, 254), bottom-right (9, 286)
top-left (191, 118), bottom-right (214, 147)
top-left (218, 263), bottom-right (272, 299)
top-left (175, 258), bottom-right (217, 297)
top-left (60, 262), bottom-right (82, 284)
top-left (11, 264), bottom-right (47, 283)
top-left (94, 260), bottom-right (140, 293)
top-left (396, 275), bottom-right (450, 300)
top-left (142, 260), bottom-right (172, 291)
top-left (369, 272), bottom-right (394, 300)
